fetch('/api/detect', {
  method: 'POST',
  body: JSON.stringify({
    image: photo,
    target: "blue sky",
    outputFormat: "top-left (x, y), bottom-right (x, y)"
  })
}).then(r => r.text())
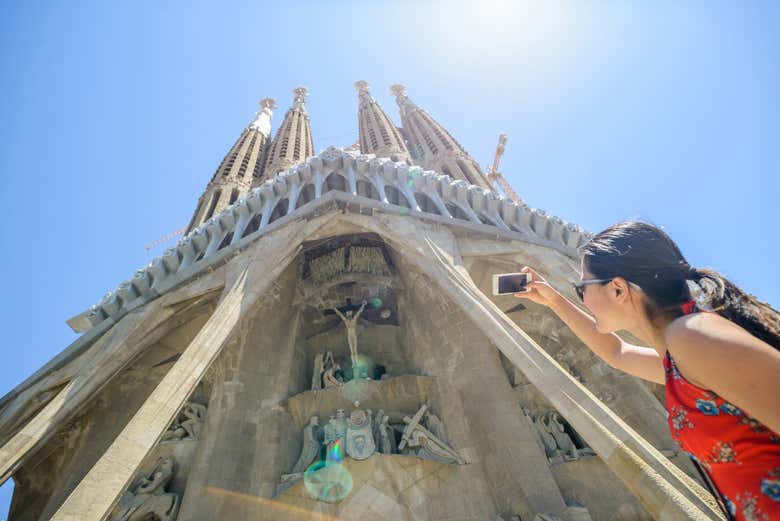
top-left (1, 0), bottom-right (778, 515)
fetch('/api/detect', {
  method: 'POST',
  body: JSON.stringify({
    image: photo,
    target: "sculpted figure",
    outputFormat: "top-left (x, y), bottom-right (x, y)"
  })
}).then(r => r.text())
top-left (291, 416), bottom-right (321, 474)
top-left (374, 410), bottom-right (396, 454)
top-left (424, 409), bottom-right (447, 443)
top-left (333, 301), bottom-right (367, 368)
top-left (400, 405), bottom-right (464, 465)
top-left (162, 402), bottom-right (207, 442)
top-left (323, 363), bottom-right (343, 388)
top-left (544, 411), bottom-right (579, 461)
top-left (111, 457), bottom-right (179, 521)
top-left (531, 412), bottom-right (559, 462)
top-left (346, 404), bottom-right (375, 460)
top-left (311, 353), bottom-right (324, 391)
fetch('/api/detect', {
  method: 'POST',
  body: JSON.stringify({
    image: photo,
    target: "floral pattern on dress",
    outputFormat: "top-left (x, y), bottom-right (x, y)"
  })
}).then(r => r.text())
top-left (761, 468), bottom-right (780, 502)
top-left (735, 492), bottom-right (770, 521)
top-left (669, 405), bottom-right (695, 438)
top-left (740, 416), bottom-right (769, 434)
top-left (720, 402), bottom-right (742, 416)
top-left (709, 441), bottom-right (739, 464)
top-left (696, 399), bottom-right (720, 416)
top-left (663, 340), bottom-right (780, 521)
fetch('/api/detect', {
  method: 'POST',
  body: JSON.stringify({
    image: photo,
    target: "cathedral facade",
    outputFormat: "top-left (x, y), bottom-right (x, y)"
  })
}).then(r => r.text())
top-left (0, 84), bottom-right (724, 521)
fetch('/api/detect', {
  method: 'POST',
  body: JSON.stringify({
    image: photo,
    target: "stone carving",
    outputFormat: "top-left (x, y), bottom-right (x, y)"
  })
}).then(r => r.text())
top-left (544, 411), bottom-right (579, 462)
top-left (424, 409), bottom-right (447, 443)
top-left (323, 409), bottom-right (349, 458)
top-left (527, 408), bottom-right (596, 463)
top-left (333, 301), bottom-right (367, 369)
top-left (111, 457), bottom-right (179, 521)
top-left (311, 353), bottom-right (325, 391)
top-left (374, 410), bottom-right (397, 454)
top-left (399, 404), bottom-right (464, 465)
top-left (531, 411), bottom-right (560, 462)
top-left (345, 404), bottom-right (375, 460)
top-left (322, 362), bottom-right (344, 388)
top-left (291, 416), bottom-right (322, 474)
top-left (161, 402), bottom-right (207, 442)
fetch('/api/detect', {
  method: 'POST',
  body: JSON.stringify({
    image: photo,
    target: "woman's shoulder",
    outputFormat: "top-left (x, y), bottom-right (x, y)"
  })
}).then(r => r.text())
top-left (666, 310), bottom-right (758, 349)
top-left (665, 310), bottom-right (779, 390)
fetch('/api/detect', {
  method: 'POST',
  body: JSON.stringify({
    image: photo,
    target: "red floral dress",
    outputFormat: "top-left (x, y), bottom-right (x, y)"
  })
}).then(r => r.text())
top-left (664, 301), bottom-right (780, 520)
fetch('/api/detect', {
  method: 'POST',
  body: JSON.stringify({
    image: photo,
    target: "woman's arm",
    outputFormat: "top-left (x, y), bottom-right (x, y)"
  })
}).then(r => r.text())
top-left (665, 312), bottom-right (780, 435)
top-left (515, 267), bottom-right (665, 384)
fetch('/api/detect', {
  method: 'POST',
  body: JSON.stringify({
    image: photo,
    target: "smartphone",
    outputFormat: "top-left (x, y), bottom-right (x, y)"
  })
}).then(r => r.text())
top-left (492, 272), bottom-right (531, 295)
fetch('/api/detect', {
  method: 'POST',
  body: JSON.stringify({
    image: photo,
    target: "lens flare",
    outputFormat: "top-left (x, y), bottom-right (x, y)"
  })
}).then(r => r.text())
top-left (304, 459), bottom-right (353, 503)
top-left (369, 297), bottom-right (383, 308)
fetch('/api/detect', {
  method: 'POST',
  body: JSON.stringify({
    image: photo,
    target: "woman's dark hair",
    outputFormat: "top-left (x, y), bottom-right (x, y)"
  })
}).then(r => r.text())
top-left (580, 220), bottom-right (780, 350)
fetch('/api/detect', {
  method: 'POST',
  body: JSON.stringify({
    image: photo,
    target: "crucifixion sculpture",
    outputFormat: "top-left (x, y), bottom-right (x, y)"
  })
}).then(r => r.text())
top-left (332, 300), bottom-right (367, 369)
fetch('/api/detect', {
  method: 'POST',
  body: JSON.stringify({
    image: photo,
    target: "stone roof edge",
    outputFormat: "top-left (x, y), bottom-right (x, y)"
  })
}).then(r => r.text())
top-left (68, 146), bottom-right (592, 333)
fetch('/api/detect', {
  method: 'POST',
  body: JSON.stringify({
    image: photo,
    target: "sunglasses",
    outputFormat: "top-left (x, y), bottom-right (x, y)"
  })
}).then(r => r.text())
top-left (573, 278), bottom-right (643, 301)
top-left (573, 278), bottom-right (614, 301)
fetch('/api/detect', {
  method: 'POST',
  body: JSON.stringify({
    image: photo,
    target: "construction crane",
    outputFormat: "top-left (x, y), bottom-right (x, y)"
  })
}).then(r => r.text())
top-left (144, 226), bottom-right (187, 251)
top-left (485, 134), bottom-right (522, 203)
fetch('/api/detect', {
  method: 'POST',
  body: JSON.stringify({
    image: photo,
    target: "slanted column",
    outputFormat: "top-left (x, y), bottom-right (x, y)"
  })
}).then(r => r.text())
top-left (177, 266), bottom-right (307, 520)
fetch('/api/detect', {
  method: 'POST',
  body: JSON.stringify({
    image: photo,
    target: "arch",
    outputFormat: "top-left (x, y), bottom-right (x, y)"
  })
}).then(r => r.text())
top-left (204, 189), bottom-right (222, 221)
top-left (445, 203), bottom-right (471, 221)
top-left (296, 183), bottom-right (316, 209)
top-left (414, 192), bottom-right (441, 215)
top-left (356, 180), bottom-right (380, 201)
top-left (268, 198), bottom-right (289, 224)
top-left (385, 186), bottom-right (411, 209)
top-left (218, 231), bottom-right (234, 250)
top-left (323, 173), bottom-right (348, 193)
top-left (241, 212), bottom-right (263, 239)
top-left (228, 188), bottom-right (240, 206)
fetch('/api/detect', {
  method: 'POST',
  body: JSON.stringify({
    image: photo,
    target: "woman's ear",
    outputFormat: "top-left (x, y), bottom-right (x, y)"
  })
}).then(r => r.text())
top-left (611, 278), bottom-right (629, 302)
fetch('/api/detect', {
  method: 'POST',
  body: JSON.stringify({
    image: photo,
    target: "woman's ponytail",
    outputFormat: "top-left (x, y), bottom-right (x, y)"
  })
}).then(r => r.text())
top-left (688, 267), bottom-right (780, 351)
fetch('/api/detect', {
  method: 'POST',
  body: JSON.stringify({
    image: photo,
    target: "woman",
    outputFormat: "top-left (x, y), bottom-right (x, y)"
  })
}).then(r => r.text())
top-left (515, 221), bottom-right (780, 521)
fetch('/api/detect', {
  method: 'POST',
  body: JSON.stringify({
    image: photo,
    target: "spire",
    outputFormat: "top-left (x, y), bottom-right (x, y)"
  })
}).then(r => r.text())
top-left (186, 99), bottom-right (275, 233)
top-left (390, 84), bottom-right (493, 191)
top-left (262, 86), bottom-right (315, 179)
top-left (354, 80), bottom-right (410, 163)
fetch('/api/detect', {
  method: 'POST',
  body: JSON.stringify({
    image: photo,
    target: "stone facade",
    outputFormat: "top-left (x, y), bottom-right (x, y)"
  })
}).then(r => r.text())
top-left (0, 90), bottom-right (727, 521)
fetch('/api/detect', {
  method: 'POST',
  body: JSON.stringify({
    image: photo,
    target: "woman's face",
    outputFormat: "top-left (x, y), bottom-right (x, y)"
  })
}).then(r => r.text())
top-left (579, 258), bottom-right (640, 334)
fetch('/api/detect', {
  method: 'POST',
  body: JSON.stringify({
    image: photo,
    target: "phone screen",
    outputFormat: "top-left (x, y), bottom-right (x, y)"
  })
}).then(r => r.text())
top-left (497, 273), bottom-right (529, 294)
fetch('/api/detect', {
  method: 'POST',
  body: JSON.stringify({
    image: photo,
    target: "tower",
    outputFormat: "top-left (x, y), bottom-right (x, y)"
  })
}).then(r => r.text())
top-left (390, 84), bottom-right (493, 191)
top-left (0, 85), bottom-right (723, 521)
top-left (262, 86), bottom-right (315, 180)
top-left (354, 80), bottom-right (410, 163)
top-left (186, 98), bottom-right (275, 233)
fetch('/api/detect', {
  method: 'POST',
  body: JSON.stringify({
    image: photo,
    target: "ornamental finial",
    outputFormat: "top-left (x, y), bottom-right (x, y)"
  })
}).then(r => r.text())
top-left (389, 84), bottom-right (407, 98)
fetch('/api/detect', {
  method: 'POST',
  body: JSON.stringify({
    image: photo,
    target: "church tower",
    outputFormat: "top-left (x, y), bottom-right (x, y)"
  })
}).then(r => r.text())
top-left (262, 86), bottom-right (315, 180)
top-left (354, 80), bottom-right (410, 163)
top-left (390, 84), bottom-right (493, 191)
top-left (186, 98), bottom-right (275, 233)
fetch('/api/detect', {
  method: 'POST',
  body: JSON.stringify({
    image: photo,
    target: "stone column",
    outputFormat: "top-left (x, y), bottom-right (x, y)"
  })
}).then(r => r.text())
top-left (177, 265), bottom-right (308, 520)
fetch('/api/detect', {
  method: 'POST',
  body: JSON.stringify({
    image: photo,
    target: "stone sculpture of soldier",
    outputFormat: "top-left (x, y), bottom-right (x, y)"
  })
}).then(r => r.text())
top-left (291, 416), bottom-right (322, 474)
top-left (111, 457), bottom-right (179, 521)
